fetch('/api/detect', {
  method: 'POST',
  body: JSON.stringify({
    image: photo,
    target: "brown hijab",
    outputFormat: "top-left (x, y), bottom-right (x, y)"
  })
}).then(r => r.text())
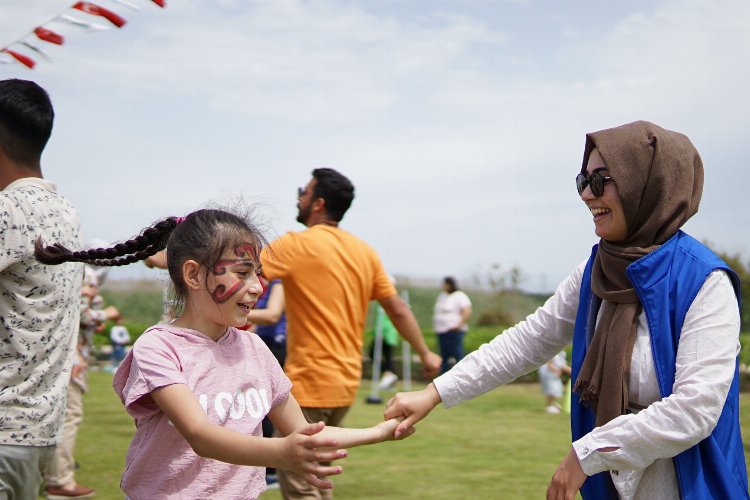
top-left (572, 121), bottom-right (704, 426)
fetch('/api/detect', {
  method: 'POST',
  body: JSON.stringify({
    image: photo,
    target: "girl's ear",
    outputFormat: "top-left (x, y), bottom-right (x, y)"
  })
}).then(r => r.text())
top-left (182, 260), bottom-right (203, 291)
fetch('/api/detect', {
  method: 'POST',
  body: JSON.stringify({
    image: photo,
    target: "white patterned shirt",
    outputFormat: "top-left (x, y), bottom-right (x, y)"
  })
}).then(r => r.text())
top-left (434, 261), bottom-right (740, 500)
top-left (0, 177), bottom-right (83, 446)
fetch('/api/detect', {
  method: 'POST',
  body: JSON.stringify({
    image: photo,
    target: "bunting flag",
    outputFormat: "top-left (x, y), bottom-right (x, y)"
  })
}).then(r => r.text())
top-left (72, 2), bottom-right (127, 28)
top-left (2, 49), bottom-right (36, 69)
top-left (1, 0), bottom-right (167, 70)
top-left (34, 27), bottom-right (65, 46)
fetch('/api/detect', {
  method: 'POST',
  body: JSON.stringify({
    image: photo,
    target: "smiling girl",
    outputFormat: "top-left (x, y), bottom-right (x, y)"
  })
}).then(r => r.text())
top-left (35, 209), bottom-right (406, 500)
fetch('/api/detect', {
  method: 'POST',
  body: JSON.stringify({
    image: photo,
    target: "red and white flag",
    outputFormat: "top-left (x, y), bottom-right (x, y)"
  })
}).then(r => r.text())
top-left (34, 27), bottom-right (65, 45)
top-left (72, 2), bottom-right (127, 28)
top-left (1, 49), bottom-right (36, 69)
top-left (150, 0), bottom-right (167, 7)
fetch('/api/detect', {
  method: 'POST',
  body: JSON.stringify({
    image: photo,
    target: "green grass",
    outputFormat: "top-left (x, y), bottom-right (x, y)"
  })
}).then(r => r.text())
top-left (60, 371), bottom-right (750, 500)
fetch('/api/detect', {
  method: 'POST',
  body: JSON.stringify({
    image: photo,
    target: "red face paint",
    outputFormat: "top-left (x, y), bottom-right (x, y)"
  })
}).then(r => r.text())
top-left (211, 281), bottom-right (245, 304)
top-left (213, 259), bottom-right (255, 276)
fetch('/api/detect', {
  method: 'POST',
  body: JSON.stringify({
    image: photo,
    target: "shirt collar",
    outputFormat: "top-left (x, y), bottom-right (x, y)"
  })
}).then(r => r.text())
top-left (3, 177), bottom-right (57, 193)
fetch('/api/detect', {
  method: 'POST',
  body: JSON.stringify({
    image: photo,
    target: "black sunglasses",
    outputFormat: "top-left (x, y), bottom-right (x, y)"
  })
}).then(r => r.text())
top-left (576, 168), bottom-right (612, 197)
top-left (297, 187), bottom-right (306, 197)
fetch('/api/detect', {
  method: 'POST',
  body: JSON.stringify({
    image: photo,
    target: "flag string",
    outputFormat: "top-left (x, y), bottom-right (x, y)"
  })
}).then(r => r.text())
top-left (1, 0), bottom-right (166, 70)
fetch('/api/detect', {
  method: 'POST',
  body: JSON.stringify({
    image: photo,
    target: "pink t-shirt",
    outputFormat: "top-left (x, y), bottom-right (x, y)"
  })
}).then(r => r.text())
top-left (113, 324), bottom-right (292, 500)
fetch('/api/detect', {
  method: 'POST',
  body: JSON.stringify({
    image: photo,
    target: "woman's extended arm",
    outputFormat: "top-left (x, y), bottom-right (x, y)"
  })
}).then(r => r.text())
top-left (385, 261), bottom-right (583, 437)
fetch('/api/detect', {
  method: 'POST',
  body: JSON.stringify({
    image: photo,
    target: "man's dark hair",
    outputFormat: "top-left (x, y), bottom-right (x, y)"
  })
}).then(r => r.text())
top-left (444, 276), bottom-right (459, 293)
top-left (0, 79), bottom-right (54, 166)
top-left (312, 168), bottom-right (355, 222)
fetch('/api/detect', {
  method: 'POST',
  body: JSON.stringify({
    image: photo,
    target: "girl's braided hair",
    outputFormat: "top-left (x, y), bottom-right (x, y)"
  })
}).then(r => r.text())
top-left (35, 208), bottom-right (266, 316)
top-left (35, 217), bottom-right (178, 267)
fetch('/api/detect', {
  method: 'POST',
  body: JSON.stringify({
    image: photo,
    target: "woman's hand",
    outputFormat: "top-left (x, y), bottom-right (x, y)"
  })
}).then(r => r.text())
top-left (547, 447), bottom-right (587, 500)
top-left (278, 421), bottom-right (348, 489)
top-left (384, 384), bottom-right (442, 439)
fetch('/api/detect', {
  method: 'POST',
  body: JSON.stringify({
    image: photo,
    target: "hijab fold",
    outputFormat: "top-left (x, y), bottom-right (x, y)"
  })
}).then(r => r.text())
top-left (572, 121), bottom-right (703, 427)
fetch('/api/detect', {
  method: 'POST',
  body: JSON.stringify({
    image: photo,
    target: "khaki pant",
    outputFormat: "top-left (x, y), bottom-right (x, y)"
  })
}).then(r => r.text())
top-left (277, 406), bottom-right (350, 500)
top-left (0, 444), bottom-right (55, 500)
top-left (44, 382), bottom-right (84, 487)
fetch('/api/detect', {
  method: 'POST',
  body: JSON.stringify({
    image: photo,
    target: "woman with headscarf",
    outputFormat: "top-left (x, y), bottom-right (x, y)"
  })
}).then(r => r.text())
top-left (385, 121), bottom-right (748, 499)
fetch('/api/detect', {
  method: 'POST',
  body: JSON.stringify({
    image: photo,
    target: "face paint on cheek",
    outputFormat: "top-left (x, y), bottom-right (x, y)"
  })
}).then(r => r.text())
top-left (211, 280), bottom-right (245, 304)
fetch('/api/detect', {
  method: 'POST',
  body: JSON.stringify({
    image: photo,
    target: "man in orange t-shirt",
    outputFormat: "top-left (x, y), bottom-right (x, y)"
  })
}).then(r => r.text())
top-left (261, 168), bottom-right (441, 499)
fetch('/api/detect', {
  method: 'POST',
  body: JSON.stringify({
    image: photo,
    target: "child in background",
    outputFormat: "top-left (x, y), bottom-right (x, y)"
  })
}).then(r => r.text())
top-left (35, 208), bottom-right (408, 500)
top-left (538, 351), bottom-right (571, 414)
top-left (108, 322), bottom-right (131, 371)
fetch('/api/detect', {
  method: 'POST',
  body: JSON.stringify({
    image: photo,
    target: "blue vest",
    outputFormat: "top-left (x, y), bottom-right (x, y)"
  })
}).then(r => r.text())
top-left (571, 231), bottom-right (748, 499)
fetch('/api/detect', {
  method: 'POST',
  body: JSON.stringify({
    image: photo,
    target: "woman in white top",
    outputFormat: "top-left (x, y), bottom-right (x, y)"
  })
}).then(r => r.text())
top-left (432, 277), bottom-right (472, 374)
top-left (385, 121), bottom-right (747, 500)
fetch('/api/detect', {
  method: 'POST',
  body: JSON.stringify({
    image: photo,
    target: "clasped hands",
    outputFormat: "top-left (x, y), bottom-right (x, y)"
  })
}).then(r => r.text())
top-left (383, 384), bottom-right (587, 500)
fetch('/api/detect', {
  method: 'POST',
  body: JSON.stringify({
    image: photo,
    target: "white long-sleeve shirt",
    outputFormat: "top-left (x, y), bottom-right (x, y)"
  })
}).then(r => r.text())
top-left (433, 261), bottom-right (740, 499)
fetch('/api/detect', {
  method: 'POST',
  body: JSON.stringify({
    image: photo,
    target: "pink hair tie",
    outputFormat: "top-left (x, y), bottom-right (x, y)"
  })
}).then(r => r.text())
top-left (175, 216), bottom-right (186, 224)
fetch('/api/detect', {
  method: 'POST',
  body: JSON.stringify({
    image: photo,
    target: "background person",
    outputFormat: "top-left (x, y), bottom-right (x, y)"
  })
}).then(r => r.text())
top-left (36, 208), bottom-right (412, 499)
top-left (44, 266), bottom-right (120, 499)
top-left (260, 168), bottom-right (441, 499)
top-left (0, 79), bottom-right (84, 499)
top-left (432, 276), bottom-right (472, 374)
top-left (538, 351), bottom-right (571, 415)
top-left (247, 275), bottom-right (287, 489)
top-left (385, 121), bottom-right (748, 500)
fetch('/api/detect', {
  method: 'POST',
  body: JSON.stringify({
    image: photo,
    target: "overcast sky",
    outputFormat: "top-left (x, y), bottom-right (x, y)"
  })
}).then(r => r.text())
top-left (1, 0), bottom-right (748, 292)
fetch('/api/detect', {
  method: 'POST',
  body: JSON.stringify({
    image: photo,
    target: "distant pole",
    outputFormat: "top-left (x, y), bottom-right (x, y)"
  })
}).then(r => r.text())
top-left (365, 306), bottom-right (385, 404)
top-left (401, 289), bottom-right (412, 391)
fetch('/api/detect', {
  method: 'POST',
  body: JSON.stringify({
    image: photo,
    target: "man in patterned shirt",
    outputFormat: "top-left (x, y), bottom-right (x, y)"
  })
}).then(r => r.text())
top-left (0, 79), bottom-right (84, 499)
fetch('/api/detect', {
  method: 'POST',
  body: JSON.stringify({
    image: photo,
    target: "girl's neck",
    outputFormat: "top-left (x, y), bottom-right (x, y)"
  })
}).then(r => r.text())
top-left (172, 309), bottom-right (227, 342)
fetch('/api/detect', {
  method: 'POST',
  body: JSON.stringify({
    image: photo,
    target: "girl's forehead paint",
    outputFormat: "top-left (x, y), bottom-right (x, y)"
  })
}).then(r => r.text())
top-left (234, 243), bottom-right (258, 258)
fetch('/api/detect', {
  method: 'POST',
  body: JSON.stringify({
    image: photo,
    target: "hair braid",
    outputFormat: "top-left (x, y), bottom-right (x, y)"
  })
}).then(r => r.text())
top-left (35, 217), bottom-right (179, 267)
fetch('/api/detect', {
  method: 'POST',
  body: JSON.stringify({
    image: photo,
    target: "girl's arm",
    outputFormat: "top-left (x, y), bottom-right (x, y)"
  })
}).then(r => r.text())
top-left (246, 283), bottom-right (285, 326)
top-left (150, 384), bottom-right (345, 489)
top-left (270, 392), bottom-right (408, 449)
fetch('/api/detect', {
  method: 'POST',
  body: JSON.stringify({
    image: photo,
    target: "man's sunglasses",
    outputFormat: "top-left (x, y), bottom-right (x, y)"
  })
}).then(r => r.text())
top-left (576, 168), bottom-right (612, 197)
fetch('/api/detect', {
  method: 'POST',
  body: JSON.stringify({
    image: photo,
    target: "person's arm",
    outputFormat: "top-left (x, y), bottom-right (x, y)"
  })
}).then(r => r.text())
top-left (145, 250), bottom-right (167, 269)
top-left (386, 262), bottom-right (584, 438)
top-left (454, 304), bottom-right (472, 330)
top-left (246, 283), bottom-right (285, 326)
top-left (270, 393), bottom-right (410, 449)
top-left (377, 293), bottom-right (441, 378)
top-left (151, 384), bottom-right (346, 489)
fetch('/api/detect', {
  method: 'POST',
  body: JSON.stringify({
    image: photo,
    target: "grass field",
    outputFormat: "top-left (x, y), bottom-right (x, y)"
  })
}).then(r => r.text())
top-left (55, 371), bottom-right (750, 500)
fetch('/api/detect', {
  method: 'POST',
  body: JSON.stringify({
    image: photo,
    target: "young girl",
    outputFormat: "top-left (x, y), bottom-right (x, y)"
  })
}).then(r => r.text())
top-left (36, 209), bottom-right (407, 499)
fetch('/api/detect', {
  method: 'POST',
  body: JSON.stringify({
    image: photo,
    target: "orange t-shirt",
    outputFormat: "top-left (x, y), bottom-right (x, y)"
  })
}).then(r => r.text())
top-left (260, 225), bottom-right (396, 407)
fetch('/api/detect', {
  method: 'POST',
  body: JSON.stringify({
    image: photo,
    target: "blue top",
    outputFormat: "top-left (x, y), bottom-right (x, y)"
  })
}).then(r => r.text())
top-left (255, 280), bottom-right (287, 345)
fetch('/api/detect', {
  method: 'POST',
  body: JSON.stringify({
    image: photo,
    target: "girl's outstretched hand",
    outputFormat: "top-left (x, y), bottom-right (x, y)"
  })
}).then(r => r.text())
top-left (375, 417), bottom-right (416, 442)
top-left (546, 447), bottom-right (586, 500)
top-left (384, 383), bottom-right (442, 439)
top-left (279, 421), bottom-right (348, 489)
